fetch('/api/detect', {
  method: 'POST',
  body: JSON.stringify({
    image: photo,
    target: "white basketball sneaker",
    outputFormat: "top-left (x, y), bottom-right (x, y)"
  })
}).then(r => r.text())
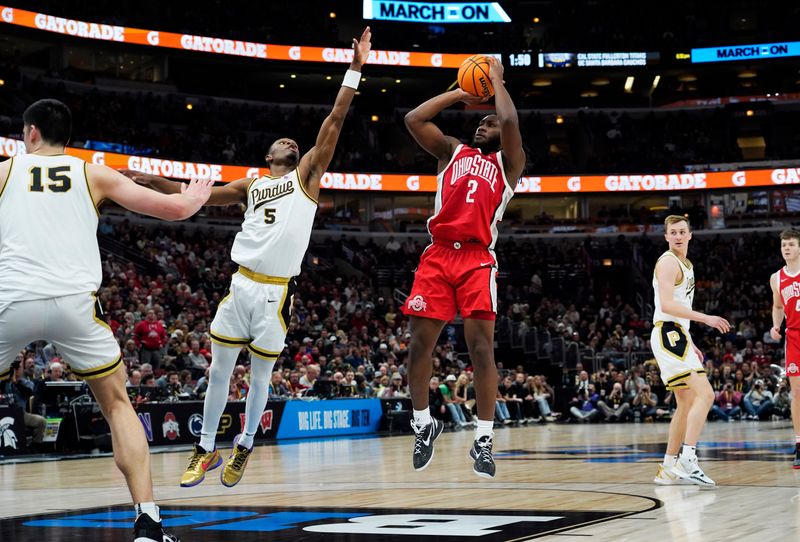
top-left (676, 455), bottom-right (716, 488)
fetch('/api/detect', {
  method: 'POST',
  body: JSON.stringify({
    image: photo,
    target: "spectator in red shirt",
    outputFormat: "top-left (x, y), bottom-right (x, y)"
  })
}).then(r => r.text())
top-left (133, 309), bottom-right (167, 369)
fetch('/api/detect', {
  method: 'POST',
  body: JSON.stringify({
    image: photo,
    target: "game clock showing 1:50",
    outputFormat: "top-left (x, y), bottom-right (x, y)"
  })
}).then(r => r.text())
top-left (507, 52), bottom-right (532, 67)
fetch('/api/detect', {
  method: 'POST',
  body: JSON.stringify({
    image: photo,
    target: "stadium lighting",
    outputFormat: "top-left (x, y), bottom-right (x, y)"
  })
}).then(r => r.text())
top-left (395, 79), bottom-right (401, 83)
top-left (279, 84), bottom-right (285, 88)
top-left (185, 103), bottom-right (193, 110)
top-left (290, 74), bottom-right (297, 78)
top-left (361, 77), bottom-right (367, 82)
top-left (651, 75), bottom-right (661, 89)
top-left (533, 17), bottom-right (540, 23)
top-left (624, 76), bottom-right (634, 93)
top-left (0, 79), bottom-right (4, 86)
top-left (555, 115), bottom-right (564, 124)
top-left (325, 75), bottom-right (332, 80)
top-left (381, 88), bottom-right (387, 93)
top-left (371, 115), bottom-right (379, 122)
top-left (329, 12), bottom-right (336, 18)
top-left (746, 110), bottom-right (754, 116)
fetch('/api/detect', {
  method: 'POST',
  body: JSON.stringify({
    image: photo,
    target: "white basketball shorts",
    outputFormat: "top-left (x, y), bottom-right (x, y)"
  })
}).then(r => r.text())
top-left (209, 267), bottom-right (294, 361)
top-left (651, 321), bottom-right (706, 390)
top-left (0, 292), bottom-right (121, 381)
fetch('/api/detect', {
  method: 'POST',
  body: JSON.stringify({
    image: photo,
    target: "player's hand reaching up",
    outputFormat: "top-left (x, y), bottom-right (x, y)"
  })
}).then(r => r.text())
top-left (352, 27), bottom-right (372, 67)
top-left (180, 177), bottom-right (214, 210)
top-left (704, 314), bottom-right (730, 334)
top-left (770, 326), bottom-right (782, 340)
top-left (453, 88), bottom-right (489, 105)
top-left (485, 56), bottom-right (505, 85)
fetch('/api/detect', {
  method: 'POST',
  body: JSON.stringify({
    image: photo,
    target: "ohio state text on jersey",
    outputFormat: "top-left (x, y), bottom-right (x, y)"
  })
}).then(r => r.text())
top-left (779, 267), bottom-right (800, 331)
top-left (427, 144), bottom-right (515, 248)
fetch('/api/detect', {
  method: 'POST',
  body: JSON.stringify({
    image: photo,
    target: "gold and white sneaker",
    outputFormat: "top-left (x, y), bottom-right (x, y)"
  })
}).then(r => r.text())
top-left (654, 463), bottom-right (693, 485)
top-left (221, 434), bottom-right (253, 487)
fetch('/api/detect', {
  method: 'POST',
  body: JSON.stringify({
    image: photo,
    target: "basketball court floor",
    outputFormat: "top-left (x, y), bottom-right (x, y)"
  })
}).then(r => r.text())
top-left (1, 421), bottom-right (797, 541)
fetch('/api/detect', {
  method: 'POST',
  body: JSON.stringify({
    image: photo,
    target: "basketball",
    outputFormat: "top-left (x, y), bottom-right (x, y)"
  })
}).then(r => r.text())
top-left (457, 54), bottom-right (494, 98)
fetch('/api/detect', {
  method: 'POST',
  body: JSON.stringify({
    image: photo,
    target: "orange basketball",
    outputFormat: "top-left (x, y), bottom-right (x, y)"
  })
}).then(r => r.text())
top-left (457, 54), bottom-right (494, 98)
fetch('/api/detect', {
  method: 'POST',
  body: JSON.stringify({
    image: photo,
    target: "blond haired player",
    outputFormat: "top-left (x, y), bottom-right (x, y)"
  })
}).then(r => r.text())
top-left (0, 99), bottom-right (212, 542)
top-left (125, 28), bottom-right (372, 488)
top-left (769, 229), bottom-right (800, 468)
top-left (651, 215), bottom-right (730, 488)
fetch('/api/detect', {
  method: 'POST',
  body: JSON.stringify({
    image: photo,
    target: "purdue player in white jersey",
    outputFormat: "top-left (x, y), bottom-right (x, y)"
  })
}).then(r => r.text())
top-left (0, 99), bottom-right (212, 542)
top-left (651, 215), bottom-right (729, 488)
top-left (124, 27), bottom-right (372, 488)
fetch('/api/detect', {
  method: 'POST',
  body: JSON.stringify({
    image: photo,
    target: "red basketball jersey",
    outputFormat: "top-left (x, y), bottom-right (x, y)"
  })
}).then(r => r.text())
top-left (427, 144), bottom-right (515, 248)
top-left (779, 267), bottom-right (800, 330)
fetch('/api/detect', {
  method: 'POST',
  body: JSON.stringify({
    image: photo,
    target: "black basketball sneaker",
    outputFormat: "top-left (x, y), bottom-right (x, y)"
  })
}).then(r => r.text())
top-left (411, 417), bottom-right (443, 471)
top-left (134, 513), bottom-right (180, 542)
top-left (470, 434), bottom-right (496, 478)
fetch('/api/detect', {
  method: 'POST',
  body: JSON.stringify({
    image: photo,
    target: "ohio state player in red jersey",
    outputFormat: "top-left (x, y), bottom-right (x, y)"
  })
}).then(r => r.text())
top-left (770, 229), bottom-right (800, 468)
top-left (403, 56), bottom-right (525, 478)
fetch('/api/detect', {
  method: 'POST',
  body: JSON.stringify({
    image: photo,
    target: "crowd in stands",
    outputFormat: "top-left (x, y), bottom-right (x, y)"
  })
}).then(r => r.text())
top-left (3, 218), bottom-right (794, 444)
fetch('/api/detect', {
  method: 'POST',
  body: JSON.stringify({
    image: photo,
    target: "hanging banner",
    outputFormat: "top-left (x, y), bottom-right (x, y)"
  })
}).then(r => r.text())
top-left (363, 0), bottom-right (511, 23)
top-left (0, 5), bottom-right (481, 68)
top-left (1, 136), bottom-right (798, 193)
top-left (692, 41), bottom-right (800, 63)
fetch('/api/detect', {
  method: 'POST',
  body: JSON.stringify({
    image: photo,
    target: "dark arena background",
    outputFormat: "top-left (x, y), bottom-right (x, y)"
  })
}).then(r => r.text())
top-left (1, 1), bottom-right (799, 541)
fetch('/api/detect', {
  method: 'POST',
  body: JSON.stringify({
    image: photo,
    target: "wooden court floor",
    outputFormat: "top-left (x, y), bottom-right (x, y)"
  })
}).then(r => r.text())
top-left (1, 420), bottom-right (799, 541)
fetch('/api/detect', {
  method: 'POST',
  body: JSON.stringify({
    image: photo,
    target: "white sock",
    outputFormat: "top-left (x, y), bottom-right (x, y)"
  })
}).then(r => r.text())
top-left (237, 359), bottom-right (275, 450)
top-left (413, 408), bottom-right (432, 426)
top-left (795, 435), bottom-right (800, 445)
top-left (681, 444), bottom-right (697, 461)
top-left (663, 454), bottom-right (677, 467)
top-left (199, 343), bottom-right (240, 451)
top-left (135, 502), bottom-right (160, 523)
top-left (475, 419), bottom-right (494, 439)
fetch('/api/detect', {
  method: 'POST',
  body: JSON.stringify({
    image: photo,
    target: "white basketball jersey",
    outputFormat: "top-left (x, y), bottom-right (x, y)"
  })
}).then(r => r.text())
top-left (652, 250), bottom-right (695, 330)
top-left (0, 154), bottom-right (101, 302)
top-left (230, 169), bottom-right (317, 278)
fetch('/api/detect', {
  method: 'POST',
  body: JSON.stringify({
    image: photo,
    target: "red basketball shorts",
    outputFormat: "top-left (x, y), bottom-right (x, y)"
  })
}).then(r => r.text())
top-left (402, 241), bottom-right (497, 322)
top-left (786, 330), bottom-right (800, 377)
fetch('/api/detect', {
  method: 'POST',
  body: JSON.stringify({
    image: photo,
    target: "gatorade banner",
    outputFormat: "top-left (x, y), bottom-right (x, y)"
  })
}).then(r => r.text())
top-left (0, 6), bottom-right (478, 68)
top-left (1, 136), bottom-right (799, 193)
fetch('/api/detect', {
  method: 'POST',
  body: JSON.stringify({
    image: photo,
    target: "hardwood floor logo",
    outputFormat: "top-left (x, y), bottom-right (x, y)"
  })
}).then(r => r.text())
top-left (5, 506), bottom-right (633, 541)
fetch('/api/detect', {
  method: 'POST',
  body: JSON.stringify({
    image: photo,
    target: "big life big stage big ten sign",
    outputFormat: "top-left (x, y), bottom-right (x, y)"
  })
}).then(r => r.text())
top-left (363, 1), bottom-right (510, 23)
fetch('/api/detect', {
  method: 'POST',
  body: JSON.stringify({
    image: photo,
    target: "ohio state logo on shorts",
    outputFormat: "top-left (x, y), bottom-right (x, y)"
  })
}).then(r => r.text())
top-left (788, 362), bottom-right (799, 375)
top-left (407, 295), bottom-right (427, 312)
